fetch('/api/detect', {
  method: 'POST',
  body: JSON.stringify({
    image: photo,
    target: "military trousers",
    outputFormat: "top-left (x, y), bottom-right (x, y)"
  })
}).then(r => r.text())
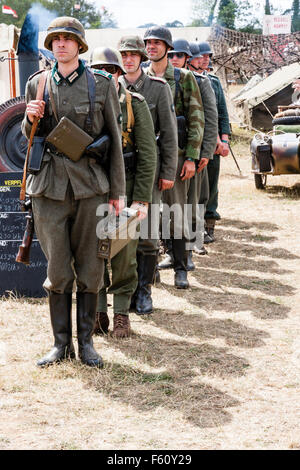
top-left (32, 184), bottom-right (107, 294)
top-left (187, 168), bottom-right (206, 250)
top-left (161, 154), bottom-right (191, 240)
top-left (97, 177), bottom-right (138, 316)
top-left (205, 154), bottom-right (221, 221)
top-left (137, 183), bottom-right (161, 256)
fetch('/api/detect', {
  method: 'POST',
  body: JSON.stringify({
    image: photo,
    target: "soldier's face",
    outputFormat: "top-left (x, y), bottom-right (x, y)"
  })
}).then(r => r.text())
top-left (189, 57), bottom-right (201, 70)
top-left (121, 51), bottom-right (142, 73)
top-left (52, 34), bottom-right (80, 63)
top-left (146, 39), bottom-right (168, 61)
top-left (198, 54), bottom-right (211, 71)
top-left (168, 52), bottom-right (187, 69)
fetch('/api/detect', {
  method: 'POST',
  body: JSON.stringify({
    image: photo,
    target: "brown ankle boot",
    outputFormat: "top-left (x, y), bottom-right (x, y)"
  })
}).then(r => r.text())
top-left (93, 312), bottom-right (109, 335)
top-left (112, 314), bottom-right (131, 338)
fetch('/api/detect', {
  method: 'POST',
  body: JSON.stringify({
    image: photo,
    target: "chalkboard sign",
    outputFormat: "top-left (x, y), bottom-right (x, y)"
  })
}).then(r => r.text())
top-left (0, 172), bottom-right (47, 297)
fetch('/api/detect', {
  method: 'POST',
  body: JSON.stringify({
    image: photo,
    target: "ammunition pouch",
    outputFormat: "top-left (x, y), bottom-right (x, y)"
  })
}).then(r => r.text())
top-left (46, 116), bottom-right (93, 162)
top-left (123, 151), bottom-right (137, 177)
top-left (28, 136), bottom-right (46, 175)
top-left (177, 115), bottom-right (187, 150)
top-left (86, 134), bottom-right (111, 171)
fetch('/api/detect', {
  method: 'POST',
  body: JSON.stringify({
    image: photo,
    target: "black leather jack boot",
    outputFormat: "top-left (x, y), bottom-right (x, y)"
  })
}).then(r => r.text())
top-left (172, 238), bottom-right (189, 289)
top-left (37, 292), bottom-right (75, 367)
top-left (136, 254), bottom-right (157, 315)
top-left (76, 292), bottom-right (103, 368)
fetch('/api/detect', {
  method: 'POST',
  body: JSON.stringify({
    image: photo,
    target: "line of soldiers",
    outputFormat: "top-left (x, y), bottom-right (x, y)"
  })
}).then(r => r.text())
top-left (21, 17), bottom-right (229, 369)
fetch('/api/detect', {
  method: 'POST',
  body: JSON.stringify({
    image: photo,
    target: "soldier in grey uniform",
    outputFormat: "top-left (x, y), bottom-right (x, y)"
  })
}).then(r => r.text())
top-left (143, 26), bottom-right (204, 288)
top-left (22, 17), bottom-right (126, 368)
top-left (90, 47), bottom-right (157, 337)
top-left (117, 35), bottom-right (178, 314)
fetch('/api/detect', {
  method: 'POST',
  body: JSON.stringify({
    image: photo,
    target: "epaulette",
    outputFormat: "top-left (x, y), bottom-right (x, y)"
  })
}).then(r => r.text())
top-left (131, 92), bottom-right (145, 102)
top-left (149, 76), bottom-right (167, 85)
top-left (92, 69), bottom-right (112, 80)
top-left (28, 69), bottom-right (45, 81)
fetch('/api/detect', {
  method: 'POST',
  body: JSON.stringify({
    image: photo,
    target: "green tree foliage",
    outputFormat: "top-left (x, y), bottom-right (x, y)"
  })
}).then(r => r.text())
top-left (217, 0), bottom-right (238, 29)
top-left (0, 1), bottom-right (117, 29)
top-left (291, 0), bottom-right (300, 31)
top-left (264, 0), bottom-right (272, 15)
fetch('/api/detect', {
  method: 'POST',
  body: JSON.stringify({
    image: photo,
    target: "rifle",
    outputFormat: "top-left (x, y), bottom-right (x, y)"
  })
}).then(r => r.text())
top-left (16, 71), bottom-right (47, 265)
top-left (16, 200), bottom-right (34, 265)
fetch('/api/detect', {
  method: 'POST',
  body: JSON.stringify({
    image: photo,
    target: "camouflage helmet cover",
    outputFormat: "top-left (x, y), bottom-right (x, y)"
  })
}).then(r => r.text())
top-left (90, 46), bottom-right (126, 74)
top-left (44, 16), bottom-right (88, 54)
top-left (143, 25), bottom-right (173, 49)
top-left (118, 35), bottom-right (149, 61)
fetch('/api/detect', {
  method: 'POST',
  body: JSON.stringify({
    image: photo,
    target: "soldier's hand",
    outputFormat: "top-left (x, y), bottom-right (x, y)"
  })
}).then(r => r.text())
top-left (180, 160), bottom-right (195, 181)
top-left (220, 142), bottom-right (229, 157)
top-left (108, 197), bottom-right (125, 217)
top-left (197, 158), bottom-right (209, 173)
top-left (131, 201), bottom-right (149, 220)
top-left (26, 100), bottom-right (45, 123)
top-left (158, 179), bottom-right (174, 191)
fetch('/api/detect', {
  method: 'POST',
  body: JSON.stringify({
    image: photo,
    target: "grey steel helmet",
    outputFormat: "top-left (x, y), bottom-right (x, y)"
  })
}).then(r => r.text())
top-left (143, 25), bottom-right (173, 49)
top-left (198, 41), bottom-right (213, 57)
top-left (189, 42), bottom-right (202, 59)
top-left (118, 35), bottom-right (148, 62)
top-left (170, 38), bottom-right (191, 56)
top-left (44, 16), bottom-right (88, 54)
top-left (90, 47), bottom-right (126, 74)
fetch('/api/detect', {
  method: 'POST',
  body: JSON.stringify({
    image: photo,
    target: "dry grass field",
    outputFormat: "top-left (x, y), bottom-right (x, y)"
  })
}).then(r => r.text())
top-left (1, 126), bottom-right (300, 450)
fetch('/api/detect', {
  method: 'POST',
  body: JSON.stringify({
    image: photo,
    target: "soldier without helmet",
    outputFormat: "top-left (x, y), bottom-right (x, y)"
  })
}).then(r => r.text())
top-left (118, 35), bottom-right (178, 314)
top-left (22, 17), bottom-right (126, 368)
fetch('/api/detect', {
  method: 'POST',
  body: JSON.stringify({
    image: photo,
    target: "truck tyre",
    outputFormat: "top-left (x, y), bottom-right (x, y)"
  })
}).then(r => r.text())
top-left (0, 96), bottom-right (27, 172)
top-left (254, 173), bottom-right (267, 190)
top-left (272, 116), bottom-right (300, 126)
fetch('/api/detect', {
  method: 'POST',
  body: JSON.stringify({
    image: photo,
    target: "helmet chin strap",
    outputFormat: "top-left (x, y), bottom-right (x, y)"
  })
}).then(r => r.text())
top-left (151, 44), bottom-right (169, 63)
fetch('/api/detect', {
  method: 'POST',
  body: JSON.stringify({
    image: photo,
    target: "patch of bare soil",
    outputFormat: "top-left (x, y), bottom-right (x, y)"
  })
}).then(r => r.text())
top-left (1, 127), bottom-right (300, 450)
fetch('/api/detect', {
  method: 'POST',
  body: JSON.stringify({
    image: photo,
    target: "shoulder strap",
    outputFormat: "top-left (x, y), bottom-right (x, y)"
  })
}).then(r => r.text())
top-left (85, 67), bottom-right (96, 135)
top-left (174, 67), bottom-right (184, 109)
top-left (122, 90), bottom-right (135, 148)
top-left (20, 71), bottom-right (48, 203)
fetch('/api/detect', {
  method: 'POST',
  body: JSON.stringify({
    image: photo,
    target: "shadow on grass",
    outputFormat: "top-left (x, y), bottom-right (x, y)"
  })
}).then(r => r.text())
top-left (85, 329), bottom-right (244, 428)
top-left (151, 309), bottom-right (269, 348)
top-left (266, 182), bottom-right (300, 200)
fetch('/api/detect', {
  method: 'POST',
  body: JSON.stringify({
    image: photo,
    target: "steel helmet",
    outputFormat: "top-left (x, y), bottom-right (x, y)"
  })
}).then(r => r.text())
top-left (90, 47), bottom-right (126, 74)
top-left (198, 41), bottom-right (213, 57)
top-left (44, 17), bottom-right (88, 54)
top-left (118, 35), bottom-right (149, 62)
top-left (170, 38), bottom-right (192, 56)
top-left (189, 42), bottom-right (202, 59)
top-left (143, 25), bottom-right (173, 49)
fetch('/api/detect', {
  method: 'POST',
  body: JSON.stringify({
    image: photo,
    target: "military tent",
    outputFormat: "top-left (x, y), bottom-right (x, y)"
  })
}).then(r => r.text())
top-left (233, 62), bottom-right (300, 130)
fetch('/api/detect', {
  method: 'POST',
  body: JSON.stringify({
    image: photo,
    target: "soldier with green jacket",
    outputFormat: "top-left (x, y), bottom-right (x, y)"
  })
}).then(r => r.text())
top-left (144, 26), bottom-right (204, 288)
top-left (22, 17), bottom-right (126, 368)
top-left (197, 42), bottom-right (231, 243)
top-left (90, 47), bottom-right (157, 338)
top-left (160, 38), bottom-right (218, 269)
top-left (118, 35), bottom-right (178, 315)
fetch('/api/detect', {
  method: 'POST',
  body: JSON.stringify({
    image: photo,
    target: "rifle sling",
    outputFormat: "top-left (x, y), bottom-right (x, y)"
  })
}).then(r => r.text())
top-left (20, 70), bottom-right (48, 203)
